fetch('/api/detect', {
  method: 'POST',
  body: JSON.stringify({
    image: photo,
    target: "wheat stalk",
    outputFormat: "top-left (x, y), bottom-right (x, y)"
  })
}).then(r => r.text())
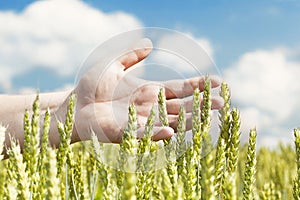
top-left (158, 87), bottom-right (170, 146)
top-left (0, 125), bottom-right (6, 161)
top-left (293, 128), bottom-right (300, 200)
top-left (243, 128), bottom-right (257, 200)
top-left (7, 137), bottom-right (30, 199)
top-left (118, 104), bottom-right (138, 200)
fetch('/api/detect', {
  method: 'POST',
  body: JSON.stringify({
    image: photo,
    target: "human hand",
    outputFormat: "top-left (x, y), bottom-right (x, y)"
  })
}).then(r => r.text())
top-left (69, 38), bottom-right (222, 143)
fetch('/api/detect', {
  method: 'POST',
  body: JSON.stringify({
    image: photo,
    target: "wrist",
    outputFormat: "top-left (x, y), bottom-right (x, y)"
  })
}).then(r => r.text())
top-left (53, 90), bottom-right (80, 144)
top-left (46, 89), bottom-right (77, 147)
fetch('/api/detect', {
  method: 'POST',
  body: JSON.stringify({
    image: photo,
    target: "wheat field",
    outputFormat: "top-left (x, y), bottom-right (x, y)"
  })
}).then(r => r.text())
top-left (0, 78), bottom-right (299, 200)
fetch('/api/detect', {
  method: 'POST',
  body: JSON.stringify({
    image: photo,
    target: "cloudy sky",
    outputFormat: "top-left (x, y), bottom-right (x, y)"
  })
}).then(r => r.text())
top-left (0, 0), bottom-right (299, 147)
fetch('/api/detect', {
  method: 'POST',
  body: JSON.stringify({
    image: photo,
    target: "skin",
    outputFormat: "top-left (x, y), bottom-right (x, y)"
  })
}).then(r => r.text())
top-left (0, 38), bottom-right (223, 155)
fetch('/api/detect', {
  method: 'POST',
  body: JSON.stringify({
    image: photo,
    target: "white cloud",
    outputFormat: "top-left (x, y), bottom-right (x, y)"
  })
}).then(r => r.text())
top-left (0, 0), bottom-right (142, 91)
top-left (17, 87), bottom-right (38, 95)
top-left (224, 48), bottom-right (300, 147)
top-left (257, 134), bottom-right (293, 149)
top-left (150, 32), bottom-right (214, 75)
top-left (18, 83), bottom-right (74, 95)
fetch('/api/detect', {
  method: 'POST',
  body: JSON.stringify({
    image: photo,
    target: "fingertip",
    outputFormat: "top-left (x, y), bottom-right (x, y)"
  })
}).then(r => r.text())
top-left (137, 127), bottom-right (146, 139)
top-left (210, 75), bottom-right (222, 87)
top-left (135, 38), bottom-right (153, 58)
top-left (152, 127), bottom-right (174, 141)
top-left (212, 96), bottom-right (224, 110)
top-left (138, 38), bottom-right (153, 50)
top-left (133, 38), bottom-right (153, 56)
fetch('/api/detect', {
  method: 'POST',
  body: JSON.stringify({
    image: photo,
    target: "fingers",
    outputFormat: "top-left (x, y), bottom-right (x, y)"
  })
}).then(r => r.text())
top-left (137, 126), bottom-right (174, 141)
top-left (152, 127), bottom-right (174, 141)
top-left (206, 96), bottom-right (224, 110)
top-left (166, 99), bottom-right (193, 114)
top-left (119, 38), bottom-right (153, 70)
top-left (157, 111), bottom-right (212, 133)
top-left (168, 113), bottom-right (193, 132)
top-left (163, 75), bottom-right (221, 99)
top-left (166, 96), bottom-right (224, 115)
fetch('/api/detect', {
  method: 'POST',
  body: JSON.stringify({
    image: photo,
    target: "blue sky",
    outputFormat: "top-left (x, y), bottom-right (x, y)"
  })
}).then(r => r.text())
top-left (2, 0), bottom-right (300, 67)
top-left (90, 0), bottom-right (300, 65)
top-left (0, 0), bottom-right (299, 147)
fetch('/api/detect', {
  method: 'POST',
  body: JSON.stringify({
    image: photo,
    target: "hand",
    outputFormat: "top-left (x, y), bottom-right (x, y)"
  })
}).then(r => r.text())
top-left (70, 38), bottom-right (222, 143)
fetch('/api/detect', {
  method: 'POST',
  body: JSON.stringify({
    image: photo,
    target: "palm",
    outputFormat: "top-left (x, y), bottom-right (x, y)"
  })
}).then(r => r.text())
top-left (73, 38), bottom-right (222, 143)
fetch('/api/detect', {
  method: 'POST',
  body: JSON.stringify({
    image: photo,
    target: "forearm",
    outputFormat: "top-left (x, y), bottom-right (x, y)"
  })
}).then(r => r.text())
top-left (0, 90), bottom-right (72, 152)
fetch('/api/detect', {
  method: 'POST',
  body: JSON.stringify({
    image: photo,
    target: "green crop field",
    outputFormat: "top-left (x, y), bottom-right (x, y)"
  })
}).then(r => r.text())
top-left (0, 77), bottom-right (299, 200)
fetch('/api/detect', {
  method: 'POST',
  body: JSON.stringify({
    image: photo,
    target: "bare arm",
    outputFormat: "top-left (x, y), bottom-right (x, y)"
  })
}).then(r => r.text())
top-left (0, 90), bottom-right (72, 152)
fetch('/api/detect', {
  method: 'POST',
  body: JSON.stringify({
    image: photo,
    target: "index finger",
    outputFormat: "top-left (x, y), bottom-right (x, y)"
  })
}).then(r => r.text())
top-left (163, 75), bottom-right (221, 99)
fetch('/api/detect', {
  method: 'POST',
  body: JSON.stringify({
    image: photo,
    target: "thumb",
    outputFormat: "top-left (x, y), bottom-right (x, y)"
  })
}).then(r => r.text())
top-left (119, 38), bottom-right (153, 70)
